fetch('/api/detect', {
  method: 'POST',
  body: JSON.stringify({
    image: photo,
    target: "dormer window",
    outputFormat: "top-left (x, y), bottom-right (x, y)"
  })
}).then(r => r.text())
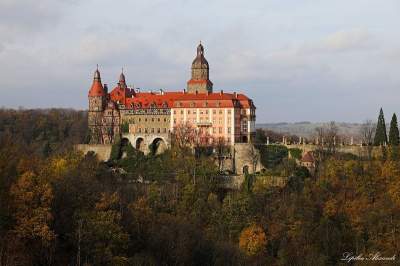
top-left (190, 102), bottom-right (195, 107)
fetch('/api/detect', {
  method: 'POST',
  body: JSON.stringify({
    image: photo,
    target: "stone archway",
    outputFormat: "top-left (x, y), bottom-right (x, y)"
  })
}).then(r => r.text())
top-left (151, 137), bottom-right (167, 155)
top-left (135, 137), bottom-right (145, 153)
top-left (242, 165), bottom-right (249, 175)
top-left (120, 138), bottom-right (131, 158)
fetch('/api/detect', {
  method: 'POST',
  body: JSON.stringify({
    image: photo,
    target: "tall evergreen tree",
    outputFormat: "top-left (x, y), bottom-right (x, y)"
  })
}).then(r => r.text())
top-left (389, 113), bottom-right (399, 146)
top-left (374, 108), bottom-right (388, 145)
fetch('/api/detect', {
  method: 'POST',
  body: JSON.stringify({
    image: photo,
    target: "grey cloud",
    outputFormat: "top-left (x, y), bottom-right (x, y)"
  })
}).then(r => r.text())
top-left (0, 0), bottom-right (77, 45)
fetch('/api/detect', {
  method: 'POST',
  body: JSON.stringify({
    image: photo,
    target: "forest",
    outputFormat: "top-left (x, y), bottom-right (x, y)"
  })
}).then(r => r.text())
top-left (0, 108), bottom-right (399, 265)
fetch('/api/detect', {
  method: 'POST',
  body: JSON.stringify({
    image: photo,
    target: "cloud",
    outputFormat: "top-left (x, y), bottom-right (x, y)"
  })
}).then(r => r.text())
top-left (0, 0), bottom-right (77, 46)
top-left (303, 29), bottom-right (376, 54)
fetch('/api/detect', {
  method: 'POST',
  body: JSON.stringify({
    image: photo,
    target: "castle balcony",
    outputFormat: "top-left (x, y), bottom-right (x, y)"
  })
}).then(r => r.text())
top-left (196, 121), bottom-right (212, 127)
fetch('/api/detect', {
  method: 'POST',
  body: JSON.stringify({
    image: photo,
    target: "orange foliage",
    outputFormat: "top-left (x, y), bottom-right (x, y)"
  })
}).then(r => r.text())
top-left (239, 224), bottom-right (267, 256)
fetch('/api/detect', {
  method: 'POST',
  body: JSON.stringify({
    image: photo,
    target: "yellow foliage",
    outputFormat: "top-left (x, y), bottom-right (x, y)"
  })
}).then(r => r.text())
top-left (95, 192), bottom-right (120, 211)
top-left (323, 198), bottom-right (339, 218)
top-left (388, 179), bottom-right (400, 207)
top-left (381, 161), bottom-right (400, 180)
top-left (239, 224), bottom-right (267, 256)
top-left (50, 158), bottom-right (68, 176)
top-left (10, 171), bottom-right (55, 245)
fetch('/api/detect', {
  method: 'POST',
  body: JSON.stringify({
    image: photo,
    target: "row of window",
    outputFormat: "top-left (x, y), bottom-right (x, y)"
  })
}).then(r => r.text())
top-left (137, 128), bottom-right (169, 134)
top-left (173, 109), bottom-right (232, 115)
top-left (126, 117), bottom-right (169, 123)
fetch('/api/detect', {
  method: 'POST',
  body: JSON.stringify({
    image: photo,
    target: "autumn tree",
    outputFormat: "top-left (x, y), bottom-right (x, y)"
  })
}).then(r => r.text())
top-left (10, 171), bottom-right (55, 264)
top-left (77, 192), bottom-right (129, 265)
top-left (239, 224), bottom-right (267, 256)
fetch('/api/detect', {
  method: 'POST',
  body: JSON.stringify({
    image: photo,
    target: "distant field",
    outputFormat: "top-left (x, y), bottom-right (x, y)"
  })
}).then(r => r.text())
top-left (256, 122), bottom-right (367, 140)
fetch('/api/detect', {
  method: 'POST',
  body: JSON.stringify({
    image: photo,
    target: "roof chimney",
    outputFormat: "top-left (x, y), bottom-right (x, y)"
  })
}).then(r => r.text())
top-left (234, 92), bottom-right (237, 98)
top-left (220, 90), bottom-right (223, 95)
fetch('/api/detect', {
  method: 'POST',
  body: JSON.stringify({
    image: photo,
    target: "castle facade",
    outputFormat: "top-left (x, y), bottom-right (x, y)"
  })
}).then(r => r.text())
top-left (88, 43), bottom-right (256, 152)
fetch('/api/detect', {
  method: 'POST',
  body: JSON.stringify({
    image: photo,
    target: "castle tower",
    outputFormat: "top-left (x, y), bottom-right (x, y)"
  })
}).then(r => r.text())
top-left (118, 68), bottom-right (127, 89)
top-left (88, 67), bottom-right (106, 144)
top-left (187, 42), bottom-right (213, 93)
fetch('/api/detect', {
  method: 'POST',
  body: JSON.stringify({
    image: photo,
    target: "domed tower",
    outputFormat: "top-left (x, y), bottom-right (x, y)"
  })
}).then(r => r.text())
top-left (187, 42), bottom-right (213, 93)
top-left (88, 67), bottom-right (106, 144)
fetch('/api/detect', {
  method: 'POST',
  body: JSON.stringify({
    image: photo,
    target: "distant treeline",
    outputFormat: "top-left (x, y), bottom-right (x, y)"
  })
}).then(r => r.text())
top-left (0, 108), bottom-right (88, 156)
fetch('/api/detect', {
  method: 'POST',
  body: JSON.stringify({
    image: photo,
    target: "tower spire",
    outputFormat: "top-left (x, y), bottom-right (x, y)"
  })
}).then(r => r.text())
top-left (187, 42), bottom-right (212, 93)
top-left (119, 67), bottom-right (127, 89)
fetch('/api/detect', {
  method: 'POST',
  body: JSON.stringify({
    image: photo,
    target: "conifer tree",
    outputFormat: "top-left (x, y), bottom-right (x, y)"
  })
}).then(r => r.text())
top-left (389, 113), bottom-right (399, 146)
top-left (374, 108), bottom-right (388, 146)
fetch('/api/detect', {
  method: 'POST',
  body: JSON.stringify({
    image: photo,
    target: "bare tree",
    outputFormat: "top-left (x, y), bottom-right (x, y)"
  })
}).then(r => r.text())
top-left (171, 121), bottom-right (196, 149)
top-left (360, 119), bottom-right (376, 160)
top-left (246, 144), bottom-right (260, 174)
top-left (214, 137), bottom-right (229, 172)
top-left (326, 121), bottom-right (339, 154)
top-left (314, 122), bottom-right (339, 166)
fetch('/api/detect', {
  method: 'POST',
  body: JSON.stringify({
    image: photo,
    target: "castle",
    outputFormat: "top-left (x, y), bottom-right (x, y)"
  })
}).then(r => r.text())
top-left (87, 43), bottom-right (256, 154)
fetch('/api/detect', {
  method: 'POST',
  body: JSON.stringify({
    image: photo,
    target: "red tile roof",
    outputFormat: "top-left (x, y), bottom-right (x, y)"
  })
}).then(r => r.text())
top-left (88, 80), bottom-right (105, 97)
top-left (301, 152), bottom-right (315, 163)
top-left (109, 90), bottom-right (255, 109)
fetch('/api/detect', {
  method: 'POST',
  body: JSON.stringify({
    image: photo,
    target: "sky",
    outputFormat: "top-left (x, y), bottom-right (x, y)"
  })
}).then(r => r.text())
top-left (0, 0), bottom-right (399, 123)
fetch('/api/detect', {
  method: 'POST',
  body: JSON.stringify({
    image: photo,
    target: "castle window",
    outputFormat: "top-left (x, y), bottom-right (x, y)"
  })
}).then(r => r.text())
top-left (157, 128), bottom-right (160, 133)
top-left (228, 127), bottom-right (231, 133)
top-left (180, 110), bottom-right (184, 115)
top-left (213, 109), bottom-right (216, 114)
top-left (188, 110), bottom-right (191, 114)
top-left (193, 110), bottom-right (197, 114)
top-left (145, 118), bottom-right (148, 122)
top-left (138, 128), bottom-right (142, 133)
top-left (139, 118), bottom-right (141, 122)
top-left (151, 128), bottom-right (154, 133)
top-left (152, 118), bottom-right (154, 122)
top-left (163, 128), bottom-right (167, 133)
top-left (219, 110), bottom-right (223, 114)
top-left (219, 127), bottom-right (222, 133)
top-left (164, 118), bottom-right (167, 122)
top-left (228, 110), bottom-right (231, 114)
top-left (158, 118), bottom-right (160, 122)
top-left (174, 110), bottom-right (176, 114)
top-left (206, 110), bottom-right (208, 114)
top-left (145, 128), bottom-right (148, 133)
